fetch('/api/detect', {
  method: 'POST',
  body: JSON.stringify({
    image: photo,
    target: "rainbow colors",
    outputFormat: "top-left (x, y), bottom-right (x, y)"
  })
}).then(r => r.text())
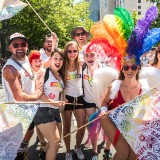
top-left (109, 86), bottom-right (160, 159)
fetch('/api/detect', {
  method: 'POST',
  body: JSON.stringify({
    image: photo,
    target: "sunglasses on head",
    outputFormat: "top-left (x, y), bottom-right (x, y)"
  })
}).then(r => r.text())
top-left (123, 65), bottom-right (138, 71)
top-left (12, 42), bottom-right (27, 49)
top-left (74, 31), bottom-right (86, 37)
top-left (67, 50), bottom-right (78, 54)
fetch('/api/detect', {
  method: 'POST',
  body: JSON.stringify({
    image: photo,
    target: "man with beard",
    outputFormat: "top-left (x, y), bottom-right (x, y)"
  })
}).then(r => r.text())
top-left (39, 32), bottom-right (58, 68)
top-left (2, 33), bottom-right (43, 160)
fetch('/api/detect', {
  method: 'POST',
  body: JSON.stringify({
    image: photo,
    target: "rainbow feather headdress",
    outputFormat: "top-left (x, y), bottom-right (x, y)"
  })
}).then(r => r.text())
top-left (90, 6), bottom-right (160, 69)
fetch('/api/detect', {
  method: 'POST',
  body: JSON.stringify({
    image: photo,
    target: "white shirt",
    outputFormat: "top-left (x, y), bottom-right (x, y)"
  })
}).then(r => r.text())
top-left (40, 71), bottom-right (64, 109)
top-left (65, 70), bottom-right (83, 97)
top-left (2, 57), bottom-right (35, 102)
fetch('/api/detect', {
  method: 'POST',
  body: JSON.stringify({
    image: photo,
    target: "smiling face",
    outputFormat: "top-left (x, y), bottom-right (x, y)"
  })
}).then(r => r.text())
top-left (122, 61), bottom-right (139, 79)
top-left (83, 52), bottom-right (98, 67)
top-left (73, 29), bottom-right (88, 44)
top-left (44, 36), bottom-right (52, 52)
top-left (66, 44), bottom-right (79, 62)
top-left (8, 38), bottom-right (28, 60)
top-left (31, 59), bottom-right (43, 72)
top-left (51, 52), bottom-right (63, 71)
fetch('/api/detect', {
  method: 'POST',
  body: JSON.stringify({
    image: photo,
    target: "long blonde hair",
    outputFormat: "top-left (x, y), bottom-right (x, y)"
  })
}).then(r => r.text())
top-left (62, 41), bottom-right (80, 86)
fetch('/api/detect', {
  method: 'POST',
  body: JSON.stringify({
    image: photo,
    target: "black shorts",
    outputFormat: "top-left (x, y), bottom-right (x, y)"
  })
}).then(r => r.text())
top-left (83, 99), bottom-right (97, 108)
top-left (34, 107), bottom-right (62, 125)
top-left (64, 95), bottom-right (85, 110)
top-left (28, 121), bottom-right (34, 130)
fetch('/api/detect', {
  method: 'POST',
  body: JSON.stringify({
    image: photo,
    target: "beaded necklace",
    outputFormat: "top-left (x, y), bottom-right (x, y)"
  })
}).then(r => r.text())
top-left (87, 66), bottom-right (93, 87)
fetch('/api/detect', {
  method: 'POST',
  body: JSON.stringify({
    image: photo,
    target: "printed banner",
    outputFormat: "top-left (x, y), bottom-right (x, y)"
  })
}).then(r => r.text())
top-left (0, 0), bottom-right (27, 21)
top-left (0, 103), bottom-right (39, 160)
top-left (109, 86), bottom-right (160, 160)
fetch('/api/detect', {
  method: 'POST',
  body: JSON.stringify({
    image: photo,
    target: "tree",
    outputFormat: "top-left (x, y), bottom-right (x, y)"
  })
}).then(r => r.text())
top-left (0, 0), bottom-right (93, 57)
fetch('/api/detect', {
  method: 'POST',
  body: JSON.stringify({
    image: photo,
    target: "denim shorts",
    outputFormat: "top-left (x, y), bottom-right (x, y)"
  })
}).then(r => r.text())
top-left (34, 107), bottom-right (62, 125)
top-left (64, 95), bottom-right (85, 110)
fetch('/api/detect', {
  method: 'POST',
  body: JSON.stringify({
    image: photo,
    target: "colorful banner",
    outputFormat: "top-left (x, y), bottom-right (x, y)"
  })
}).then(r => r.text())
top-left (0, 103), bottom-right (39, 159)
top-left (0, 0), bottom-right (27, 21)
top-left (109, 86), bottom-right (160, 160)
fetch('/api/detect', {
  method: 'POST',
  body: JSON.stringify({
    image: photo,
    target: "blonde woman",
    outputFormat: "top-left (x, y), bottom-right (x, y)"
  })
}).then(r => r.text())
top-left (62, 41), bottom-right (86, 160)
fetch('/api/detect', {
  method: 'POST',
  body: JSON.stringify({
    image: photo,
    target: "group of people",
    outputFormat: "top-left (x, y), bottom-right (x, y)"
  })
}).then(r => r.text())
top-left (2, 24), bottom-right (160, 160)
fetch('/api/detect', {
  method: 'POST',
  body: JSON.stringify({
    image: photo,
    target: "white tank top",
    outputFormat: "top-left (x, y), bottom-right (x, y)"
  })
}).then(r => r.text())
top-left (2, 57), bottom-right (35, 102)
top-left (40, 71), bottom-right (64, 109)
top-left (65, 70), bottom-right (83, 97)
top-left (83, 63), bottom-right (105, 103)
top-left (83, 66), bottom-right (94, 103)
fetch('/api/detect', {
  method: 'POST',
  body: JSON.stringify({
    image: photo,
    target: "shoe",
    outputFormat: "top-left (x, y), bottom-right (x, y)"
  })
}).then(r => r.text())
top-left (74, 147), bottom-right (85, 159)
top-left (59, 141), bottom-right (64, 148)
top-left (15, 153), bottom-right (25, 160)
top-left (39, 150), bottom-right (46, 160)
top-left (91, 153), bottom-right (98, 160)
top-left (103, 149), bottom-right (112, 160)
top-left (24, 152), bottom-right (30, 160)
top-left (65, 152), bottom-right (73, 160)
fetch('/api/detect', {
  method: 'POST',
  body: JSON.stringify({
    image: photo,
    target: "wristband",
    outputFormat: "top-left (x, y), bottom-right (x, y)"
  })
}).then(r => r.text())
top-left (101, 106), bottom-right (108, 112)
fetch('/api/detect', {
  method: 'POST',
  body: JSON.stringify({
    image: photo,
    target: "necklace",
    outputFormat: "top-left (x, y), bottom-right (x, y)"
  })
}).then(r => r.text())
top-left (11, 57), bottom-right (35, 80)
top-left (87, 66), bottom-right (93, 87)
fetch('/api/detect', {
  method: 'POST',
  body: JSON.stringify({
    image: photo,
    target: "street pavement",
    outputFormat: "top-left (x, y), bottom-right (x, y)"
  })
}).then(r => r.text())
top-left (0, 86), bottom-right (115, 160)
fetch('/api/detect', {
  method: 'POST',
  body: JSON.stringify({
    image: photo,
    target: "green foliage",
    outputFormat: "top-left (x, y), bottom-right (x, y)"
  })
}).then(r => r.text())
top-left (131, 10), bottom-right (139, 26)
top-left (1, 0), bottom-right (93, 50)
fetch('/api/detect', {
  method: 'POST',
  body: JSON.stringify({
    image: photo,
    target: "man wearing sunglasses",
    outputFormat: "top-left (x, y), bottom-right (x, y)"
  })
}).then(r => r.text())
top-left (71, 26), bottom-right (90, 53)
top-left (2, 32), bottom-right (43, 160)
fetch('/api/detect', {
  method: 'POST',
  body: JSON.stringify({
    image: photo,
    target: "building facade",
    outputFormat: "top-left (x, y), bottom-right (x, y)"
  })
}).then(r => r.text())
top-left (100, 0), bottom-right (155, 20)
top-left (115, 0), bottom-right (155, 16)
top-left (100, 0), bottom-right (115, 19)
top-left (86, 0), bottom-right (100, 22)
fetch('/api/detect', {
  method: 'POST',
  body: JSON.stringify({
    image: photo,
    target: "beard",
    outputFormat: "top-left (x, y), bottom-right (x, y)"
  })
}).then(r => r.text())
top-left (45, 47), bottom-right (52, 53)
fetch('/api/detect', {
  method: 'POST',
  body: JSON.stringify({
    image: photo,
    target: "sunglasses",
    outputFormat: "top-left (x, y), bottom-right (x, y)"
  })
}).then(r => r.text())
top-left (74, 31), bottom-right (86, 37)
top-left (12, 42), bottom-right (27, 48)
top-left (123, 65), bottom-right (138, 71)
top-left (67, 50), bottom-right (78, 54)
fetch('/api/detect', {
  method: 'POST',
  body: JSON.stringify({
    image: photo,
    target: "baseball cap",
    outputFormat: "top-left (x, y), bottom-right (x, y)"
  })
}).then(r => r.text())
top-left (9, 32), bottom-right (28, 44)
top-left (70, 26), bottom-right (90, 39)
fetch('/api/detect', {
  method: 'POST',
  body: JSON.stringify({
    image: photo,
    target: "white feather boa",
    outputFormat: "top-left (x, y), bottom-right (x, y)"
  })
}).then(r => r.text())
top-left (140, 66), bottom-right (160, 88)
top-left (109, 79), bottom-right (150, 100)
top-left (92, 67), bottom-right (118, 108)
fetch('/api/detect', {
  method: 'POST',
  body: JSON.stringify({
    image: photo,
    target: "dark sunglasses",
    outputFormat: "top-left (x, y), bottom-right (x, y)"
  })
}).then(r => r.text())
top-left (123, 65), bottom-right (138, 71)
top-left (74, 31), bottom-right (86, 37)
top-left (67, 50), bottom-right (78, 54)
top-left (12, 42), bottom-right (27, 48)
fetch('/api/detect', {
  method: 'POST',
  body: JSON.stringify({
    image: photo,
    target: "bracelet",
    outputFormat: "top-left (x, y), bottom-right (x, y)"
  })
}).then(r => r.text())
top-left (101, 106), bottom-right (108, 112)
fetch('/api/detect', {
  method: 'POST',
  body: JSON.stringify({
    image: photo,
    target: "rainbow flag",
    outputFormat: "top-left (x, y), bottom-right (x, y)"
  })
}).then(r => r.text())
top-left (0, 0), bottom-right (27, 21)
top-left (0, 103), bottom-right (38, 159)
top-left (109, 86), bottom-right (160, 160)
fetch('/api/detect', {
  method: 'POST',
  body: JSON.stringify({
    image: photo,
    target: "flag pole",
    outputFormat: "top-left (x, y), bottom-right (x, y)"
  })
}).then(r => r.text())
top-left (2, 101), bottom-right (83, 106)
top-left (25, 0), bottom-right (52, 32)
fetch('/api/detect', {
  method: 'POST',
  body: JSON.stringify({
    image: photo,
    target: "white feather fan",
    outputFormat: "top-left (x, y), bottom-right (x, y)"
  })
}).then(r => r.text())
top-left (92, 67), bottom-right (118, 108)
